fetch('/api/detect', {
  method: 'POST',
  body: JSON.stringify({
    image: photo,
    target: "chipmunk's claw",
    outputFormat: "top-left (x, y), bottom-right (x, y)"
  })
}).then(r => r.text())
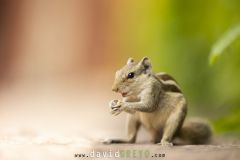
top-left (110, 108), bottom-right (122, 116)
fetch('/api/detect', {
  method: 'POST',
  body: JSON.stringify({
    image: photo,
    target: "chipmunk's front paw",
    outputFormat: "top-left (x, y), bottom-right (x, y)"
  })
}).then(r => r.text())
top-left (109, 99), bottom-right (121, 109)
top-left (110, 107), bottom-right (124, 116)
top-left (109, 100), bottom-right (124, 116)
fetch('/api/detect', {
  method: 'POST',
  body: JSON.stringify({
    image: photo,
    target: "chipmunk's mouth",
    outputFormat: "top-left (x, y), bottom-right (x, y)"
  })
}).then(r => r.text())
top-left (121, 92), bottom-right (128, 97)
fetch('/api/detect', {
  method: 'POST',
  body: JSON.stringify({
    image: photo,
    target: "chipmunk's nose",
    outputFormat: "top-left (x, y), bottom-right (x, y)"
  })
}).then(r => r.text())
top-left (112, 86), bottom-right (119, 92)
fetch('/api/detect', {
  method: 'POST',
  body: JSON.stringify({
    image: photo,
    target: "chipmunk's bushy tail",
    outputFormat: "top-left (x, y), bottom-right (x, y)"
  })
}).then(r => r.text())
top-left (175, 118), bottom-right (212, 145)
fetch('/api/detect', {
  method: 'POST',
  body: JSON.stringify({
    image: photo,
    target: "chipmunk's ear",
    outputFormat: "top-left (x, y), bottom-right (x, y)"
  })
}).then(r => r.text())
top-left (138, 57), bottom-right (152, 73)
top-left (127, 57), bottom-right (134, 65)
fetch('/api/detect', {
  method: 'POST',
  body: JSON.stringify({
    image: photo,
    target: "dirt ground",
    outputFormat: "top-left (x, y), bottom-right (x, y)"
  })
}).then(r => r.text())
top-left (0, 136), bottom-right (240, 160)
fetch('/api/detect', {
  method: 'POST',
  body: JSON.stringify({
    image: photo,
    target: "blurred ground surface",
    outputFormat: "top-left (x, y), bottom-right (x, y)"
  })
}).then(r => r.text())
top-left (0, 137), bottom-right (240, 160)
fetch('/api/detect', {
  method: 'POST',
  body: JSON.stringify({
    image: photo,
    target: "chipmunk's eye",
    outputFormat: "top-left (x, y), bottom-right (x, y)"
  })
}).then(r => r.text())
top-left (127, 72), bottom-right (134, 79)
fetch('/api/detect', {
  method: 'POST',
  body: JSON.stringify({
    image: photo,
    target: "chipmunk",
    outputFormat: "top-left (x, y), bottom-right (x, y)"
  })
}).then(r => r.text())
top-left (104, 57), bottom-right (212, 145)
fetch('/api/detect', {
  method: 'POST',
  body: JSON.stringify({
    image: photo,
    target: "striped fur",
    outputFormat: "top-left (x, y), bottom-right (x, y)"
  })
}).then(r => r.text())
top-left (155, 72), bottom-right (182, 93)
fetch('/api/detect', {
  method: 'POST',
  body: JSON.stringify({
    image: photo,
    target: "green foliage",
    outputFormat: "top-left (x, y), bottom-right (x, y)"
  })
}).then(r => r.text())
top-left (209, 25), bottom-right (240, 65)
top-left (121, 0), bottom-right (240, 136)
top-left (213, 108), bottom-right (240, 136)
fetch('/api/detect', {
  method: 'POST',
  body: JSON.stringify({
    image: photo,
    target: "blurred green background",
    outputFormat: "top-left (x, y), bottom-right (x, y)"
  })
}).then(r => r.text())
top-left (115, 0), bottom-right (240, 136)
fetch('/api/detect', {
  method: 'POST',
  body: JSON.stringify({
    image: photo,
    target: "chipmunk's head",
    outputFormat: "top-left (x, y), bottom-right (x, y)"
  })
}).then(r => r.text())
top-left (112, 57), bottom-right (152, 97)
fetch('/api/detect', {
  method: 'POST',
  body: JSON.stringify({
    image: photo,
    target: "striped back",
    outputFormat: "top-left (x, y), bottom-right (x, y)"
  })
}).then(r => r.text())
top-left (155, 72), bottom-right (182, 93)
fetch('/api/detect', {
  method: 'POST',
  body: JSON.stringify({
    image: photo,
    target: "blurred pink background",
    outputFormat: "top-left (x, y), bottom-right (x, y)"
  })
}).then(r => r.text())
top-left (0, 0), bottom-right (137, 141)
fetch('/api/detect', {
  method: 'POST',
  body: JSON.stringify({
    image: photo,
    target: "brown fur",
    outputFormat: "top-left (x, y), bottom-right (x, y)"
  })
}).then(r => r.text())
top-left (105, 57), bottom-right (212, 145)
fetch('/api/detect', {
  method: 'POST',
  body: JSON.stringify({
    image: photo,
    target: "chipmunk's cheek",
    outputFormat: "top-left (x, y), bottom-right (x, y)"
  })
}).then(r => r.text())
top-left (124, 86), bottom-right (131, 92)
